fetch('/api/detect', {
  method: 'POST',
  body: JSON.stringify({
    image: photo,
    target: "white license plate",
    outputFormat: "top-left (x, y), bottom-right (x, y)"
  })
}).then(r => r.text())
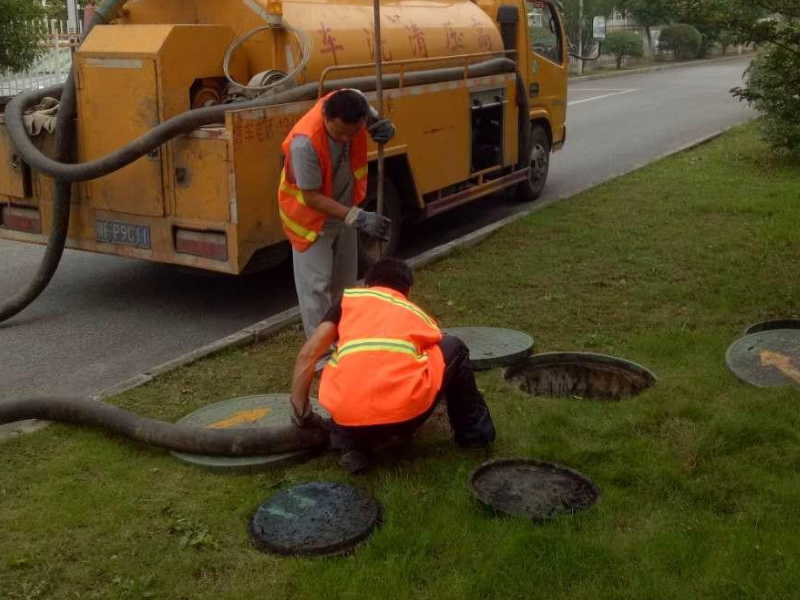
top-left (95, 220), bottom-right (151, 249)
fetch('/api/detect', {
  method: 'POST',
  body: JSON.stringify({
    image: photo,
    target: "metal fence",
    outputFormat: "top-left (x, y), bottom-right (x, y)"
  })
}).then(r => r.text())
top-left (0, 20), bottom-right (82, 98)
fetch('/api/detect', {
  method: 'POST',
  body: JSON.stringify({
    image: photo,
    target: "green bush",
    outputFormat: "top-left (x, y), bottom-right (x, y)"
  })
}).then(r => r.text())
top-left (658, 24), bottom-right (702, 60)
top-left (0, 0), bottom-right (47, 72)
top-left (732, 43), bottom-right (800, 157)
top-left (601, 31), bottom-right (644, 69)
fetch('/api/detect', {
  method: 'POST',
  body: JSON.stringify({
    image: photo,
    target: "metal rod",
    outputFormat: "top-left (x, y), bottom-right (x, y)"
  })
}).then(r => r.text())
top-left (373, 0), bottom-right (385, 254)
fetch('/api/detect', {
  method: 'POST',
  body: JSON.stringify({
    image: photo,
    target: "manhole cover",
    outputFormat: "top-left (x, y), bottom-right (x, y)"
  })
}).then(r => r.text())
top-left (171, 394), bottom-right (329, 470)
top-left (726, 329), bottom-right (800, 388)
top-left (744, 319), bottom-right (800, 336)
top-left (250, 482), bottom-right (381, 556)
top-left (505, 352), bottom-right (656, 400)
top-left (470, 459), bottom-right (600, 520)
top-left (442, 327), bottom-right (533, 370)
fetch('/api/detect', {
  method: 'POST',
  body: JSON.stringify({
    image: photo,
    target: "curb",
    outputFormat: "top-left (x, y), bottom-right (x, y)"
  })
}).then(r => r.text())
top-left (570, 53), bottom-right (753, 83)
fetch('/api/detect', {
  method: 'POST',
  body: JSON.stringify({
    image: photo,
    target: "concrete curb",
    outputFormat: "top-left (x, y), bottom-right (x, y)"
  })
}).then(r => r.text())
top-left (570, 53), bottom-right (753, 83)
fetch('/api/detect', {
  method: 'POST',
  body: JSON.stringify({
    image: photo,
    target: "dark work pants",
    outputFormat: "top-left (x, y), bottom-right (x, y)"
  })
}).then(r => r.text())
top-left (328, 335), bottom-right (496, 452)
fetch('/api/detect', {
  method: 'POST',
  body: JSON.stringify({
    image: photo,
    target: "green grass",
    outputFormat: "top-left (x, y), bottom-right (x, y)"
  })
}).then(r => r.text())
top-left (2, 121), bottom-right (800, 599)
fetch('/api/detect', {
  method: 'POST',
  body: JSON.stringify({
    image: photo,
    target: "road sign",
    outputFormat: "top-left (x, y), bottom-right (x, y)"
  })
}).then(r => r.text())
top-left (593, 16), bottom-right (607, 40)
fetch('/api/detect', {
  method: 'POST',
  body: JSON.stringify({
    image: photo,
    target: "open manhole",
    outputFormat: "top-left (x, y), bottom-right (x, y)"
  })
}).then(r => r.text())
top-left (726, 329), bottom-right (800, 388)
top-left (250, 482), bottom-right (381, 556)
top-left (470, 459), bottom-right (600, 521)
top-left (744, 319), bottom-right (800, 336)
top-left (442, 327), bottom-right (534, 370)
top-left (505, 352), bottom-right (656, 400)
top-left (171, 394), bottom-right (329, 470)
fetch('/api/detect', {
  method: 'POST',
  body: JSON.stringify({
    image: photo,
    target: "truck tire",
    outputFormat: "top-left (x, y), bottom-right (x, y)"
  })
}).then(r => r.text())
top-left (514, 123), bottom-right (551, 202)
top-left (358, 176), bottom-right (402, 273)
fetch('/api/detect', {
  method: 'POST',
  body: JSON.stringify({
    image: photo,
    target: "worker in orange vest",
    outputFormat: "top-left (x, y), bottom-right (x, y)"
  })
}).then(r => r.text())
top-left (279, 89), bottom-right (396, 341)
top-left (290, 257), bottom-right (496, 473)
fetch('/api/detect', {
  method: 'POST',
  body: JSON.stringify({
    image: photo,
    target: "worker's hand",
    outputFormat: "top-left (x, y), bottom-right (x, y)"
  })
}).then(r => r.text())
top-left (291, 403), bottom-right (326, 429)
top-left (344, 207), bottom-right (391, 241)
top-left (368, 119), bottom-right (396, 145)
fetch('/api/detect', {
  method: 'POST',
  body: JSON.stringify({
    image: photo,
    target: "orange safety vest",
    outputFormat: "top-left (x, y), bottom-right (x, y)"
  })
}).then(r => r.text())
top-left (319, 286), bottom-right (446, 426)
top-left (278, 92), bottom-right (369, 252)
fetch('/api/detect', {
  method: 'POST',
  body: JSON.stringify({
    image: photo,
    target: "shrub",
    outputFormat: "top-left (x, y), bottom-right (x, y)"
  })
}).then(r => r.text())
top-left (601, 31), bottom-right (644, 69)
top-left (732, 43), bottom-right (800, 157)
top-left (658, 24), bottom-right (702, 60)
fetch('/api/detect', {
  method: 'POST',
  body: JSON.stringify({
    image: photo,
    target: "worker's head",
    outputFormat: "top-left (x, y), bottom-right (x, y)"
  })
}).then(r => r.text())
top-left (364, 258), bottom-right (414, 296)
top-left (323, 89), bottom-right (370, 144)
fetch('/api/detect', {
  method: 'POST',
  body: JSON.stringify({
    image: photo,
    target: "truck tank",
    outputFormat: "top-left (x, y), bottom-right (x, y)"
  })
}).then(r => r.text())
top-left (116, 0), bottom-right (505, 84)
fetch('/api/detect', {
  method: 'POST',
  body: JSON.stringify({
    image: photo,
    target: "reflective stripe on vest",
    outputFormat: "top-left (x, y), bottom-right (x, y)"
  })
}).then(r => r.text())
top-left (319, 286), bottom-right (445, 426)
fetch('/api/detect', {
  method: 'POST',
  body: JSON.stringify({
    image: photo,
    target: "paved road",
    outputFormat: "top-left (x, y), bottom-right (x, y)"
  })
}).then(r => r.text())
top-left (0, 57), bottom-right (755, 402)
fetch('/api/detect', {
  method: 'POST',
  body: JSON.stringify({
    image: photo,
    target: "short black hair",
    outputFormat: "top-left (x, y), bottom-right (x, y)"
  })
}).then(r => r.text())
top-left (323, 89), bottom-right (369, 124)
top-left (364, 257), bottom-right (414, 295)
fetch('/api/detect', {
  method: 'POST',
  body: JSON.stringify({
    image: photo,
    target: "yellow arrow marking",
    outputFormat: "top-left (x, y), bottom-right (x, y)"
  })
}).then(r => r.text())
top-left (207, 408), bottom-right (271, 429)
top-left (759, 350), bottom-right (800, 384)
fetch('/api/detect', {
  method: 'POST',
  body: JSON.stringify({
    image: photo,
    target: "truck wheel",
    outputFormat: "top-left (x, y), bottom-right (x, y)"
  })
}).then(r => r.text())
top-left (514, 123), bottom-right (551, 202)
top-left (358, 176), bottom-right (402, 273)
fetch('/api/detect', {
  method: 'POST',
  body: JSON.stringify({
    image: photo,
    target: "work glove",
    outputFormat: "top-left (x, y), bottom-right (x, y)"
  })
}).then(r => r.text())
top-left (368, 119), bottom-right (396, 145)
top-left (345, 207), bottom-right (391, 241)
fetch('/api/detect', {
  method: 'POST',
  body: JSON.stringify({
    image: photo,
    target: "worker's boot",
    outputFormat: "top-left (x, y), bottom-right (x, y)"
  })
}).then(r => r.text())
top-left (339, 450), bottom-right (371, 474)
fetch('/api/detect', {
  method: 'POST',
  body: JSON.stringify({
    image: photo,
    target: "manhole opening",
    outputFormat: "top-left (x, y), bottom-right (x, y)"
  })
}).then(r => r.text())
top-left (744, 319), bottom-right (800, 336)
top-left (470, 459), bottom-right (600, 521)
top-left (505, 352), bottom-right (656, 400)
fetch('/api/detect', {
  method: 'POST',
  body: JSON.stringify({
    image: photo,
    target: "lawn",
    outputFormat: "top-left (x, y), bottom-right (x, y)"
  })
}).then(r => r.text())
top-left (2, 122), bottom-right (800, 600)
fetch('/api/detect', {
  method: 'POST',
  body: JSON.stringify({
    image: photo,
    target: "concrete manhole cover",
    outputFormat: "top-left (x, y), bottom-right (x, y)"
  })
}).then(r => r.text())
top-left (442, 327), bottom-right (533, 370)
top-left (726, 329), bottom-right (800, 388)
top-left (250, 482), bottom-right (381, 556)
top-left (505, 352), bottom-right (656, 400)
top-left (171, 394), bottom-right (329, 470)
top-left (470, 459), bottom-right (600, 520)
top-left (744, 319), bottom-right (800, 336)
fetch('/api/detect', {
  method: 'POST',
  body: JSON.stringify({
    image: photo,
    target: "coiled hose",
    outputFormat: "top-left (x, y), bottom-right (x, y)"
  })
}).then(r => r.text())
top-left (0, 396), bottom-right (328, 455)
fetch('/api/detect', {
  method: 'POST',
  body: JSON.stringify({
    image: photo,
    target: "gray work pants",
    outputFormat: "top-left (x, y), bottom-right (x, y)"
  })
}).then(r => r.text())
top-left (292, 223), bottom-right (358, 338)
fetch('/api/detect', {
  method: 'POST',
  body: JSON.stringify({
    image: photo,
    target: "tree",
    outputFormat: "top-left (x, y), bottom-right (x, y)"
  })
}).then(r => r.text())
top-left (560, 0), bottom-right (616, 54)
top-left (0, 0), bottom-right (47, 73)
top-left (601, 31), bottom-right (644, 68)
top-left (658, 23), bottom-right (703, 59)
top-left (726, 0), bottom-right (800, 155)
top-left (618, 0), bottom-right (676, 54)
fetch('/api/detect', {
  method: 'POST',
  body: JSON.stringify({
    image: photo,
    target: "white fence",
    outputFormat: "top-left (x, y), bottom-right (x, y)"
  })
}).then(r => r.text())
top-left (1, 20), bottom-right (82, 98)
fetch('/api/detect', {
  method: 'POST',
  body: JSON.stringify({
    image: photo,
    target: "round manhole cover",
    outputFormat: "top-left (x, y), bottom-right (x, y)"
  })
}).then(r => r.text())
top-left (726, 329), bottom-right (800, 388)
top-left (505, 352), bottom-right (656, 400)
top-left (442, 327), bottom-right (533, 370)
top-left (250, 482), bottom-right (381, 556)
top-left (470, 459), bottom-right (600, 521)
top-left (171, 394), bottom-right (329, 470)
top-left (744, 319), bottom-right (800, 336)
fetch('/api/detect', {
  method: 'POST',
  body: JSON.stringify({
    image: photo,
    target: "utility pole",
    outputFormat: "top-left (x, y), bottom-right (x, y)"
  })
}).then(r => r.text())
top-left (577, 0), bottom-right (584, 75)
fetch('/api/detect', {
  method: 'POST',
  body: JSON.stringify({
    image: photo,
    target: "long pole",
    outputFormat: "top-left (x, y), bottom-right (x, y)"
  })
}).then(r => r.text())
top-left (373, 0), bottom-right (385, 253)
top-left (578, 0), bottom-right (584, 75)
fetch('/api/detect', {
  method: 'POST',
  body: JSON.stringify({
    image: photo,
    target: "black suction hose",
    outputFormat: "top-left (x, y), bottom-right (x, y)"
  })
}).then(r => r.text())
top-left (0, 0), bottom-right (121, 324)
top-left (0, 397), bottom-right (328, 455)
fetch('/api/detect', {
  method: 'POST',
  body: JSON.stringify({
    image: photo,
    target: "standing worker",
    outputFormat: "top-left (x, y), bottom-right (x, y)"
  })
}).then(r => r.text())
top-left (279, 89), bottom-right (396, 339)
top-left (289, 257), bottom-right (496, 473)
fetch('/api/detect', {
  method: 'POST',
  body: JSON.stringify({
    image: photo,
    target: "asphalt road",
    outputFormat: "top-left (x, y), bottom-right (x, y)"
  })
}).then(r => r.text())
top-left (0, 57), bottom-right (755, 402)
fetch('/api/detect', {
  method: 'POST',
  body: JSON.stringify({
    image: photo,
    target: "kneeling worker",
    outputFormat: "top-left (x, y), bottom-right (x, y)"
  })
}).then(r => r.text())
top-left (290, 257), bottom-right (496, 473)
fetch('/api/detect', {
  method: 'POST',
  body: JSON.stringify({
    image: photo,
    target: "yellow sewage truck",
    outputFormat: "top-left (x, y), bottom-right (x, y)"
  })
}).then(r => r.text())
top-left (0, 0), bottom-right (568, 293)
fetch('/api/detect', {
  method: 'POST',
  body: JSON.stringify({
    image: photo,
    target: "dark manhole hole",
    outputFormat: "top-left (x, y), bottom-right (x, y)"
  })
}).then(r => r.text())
top-left (470, 459), bottom-right (600, 521)
top-left (442, 327), bottom-right (534, 370)
top-left (726, 329), bottom-right (800, 388)
top-left (171, 394), bottom-right (329, 470)
top-left (744, 319), bottom-right (800, 336)
top-left (250, 482), bottom-right (381, 556)
top-left (505, 352), bottom-right (656, 400)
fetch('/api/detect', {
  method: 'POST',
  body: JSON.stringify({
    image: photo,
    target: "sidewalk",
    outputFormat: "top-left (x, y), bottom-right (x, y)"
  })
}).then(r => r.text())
top-left (570, 52), bottom-right (755, 83)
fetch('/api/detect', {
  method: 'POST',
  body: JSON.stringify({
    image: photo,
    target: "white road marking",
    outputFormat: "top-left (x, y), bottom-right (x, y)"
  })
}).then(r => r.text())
top-left (568, 88), bottom-right (639, 106)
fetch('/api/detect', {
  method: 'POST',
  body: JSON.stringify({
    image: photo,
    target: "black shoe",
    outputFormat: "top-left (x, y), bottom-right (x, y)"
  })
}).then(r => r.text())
top-left (339, 450), bottom-right (370, 474)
